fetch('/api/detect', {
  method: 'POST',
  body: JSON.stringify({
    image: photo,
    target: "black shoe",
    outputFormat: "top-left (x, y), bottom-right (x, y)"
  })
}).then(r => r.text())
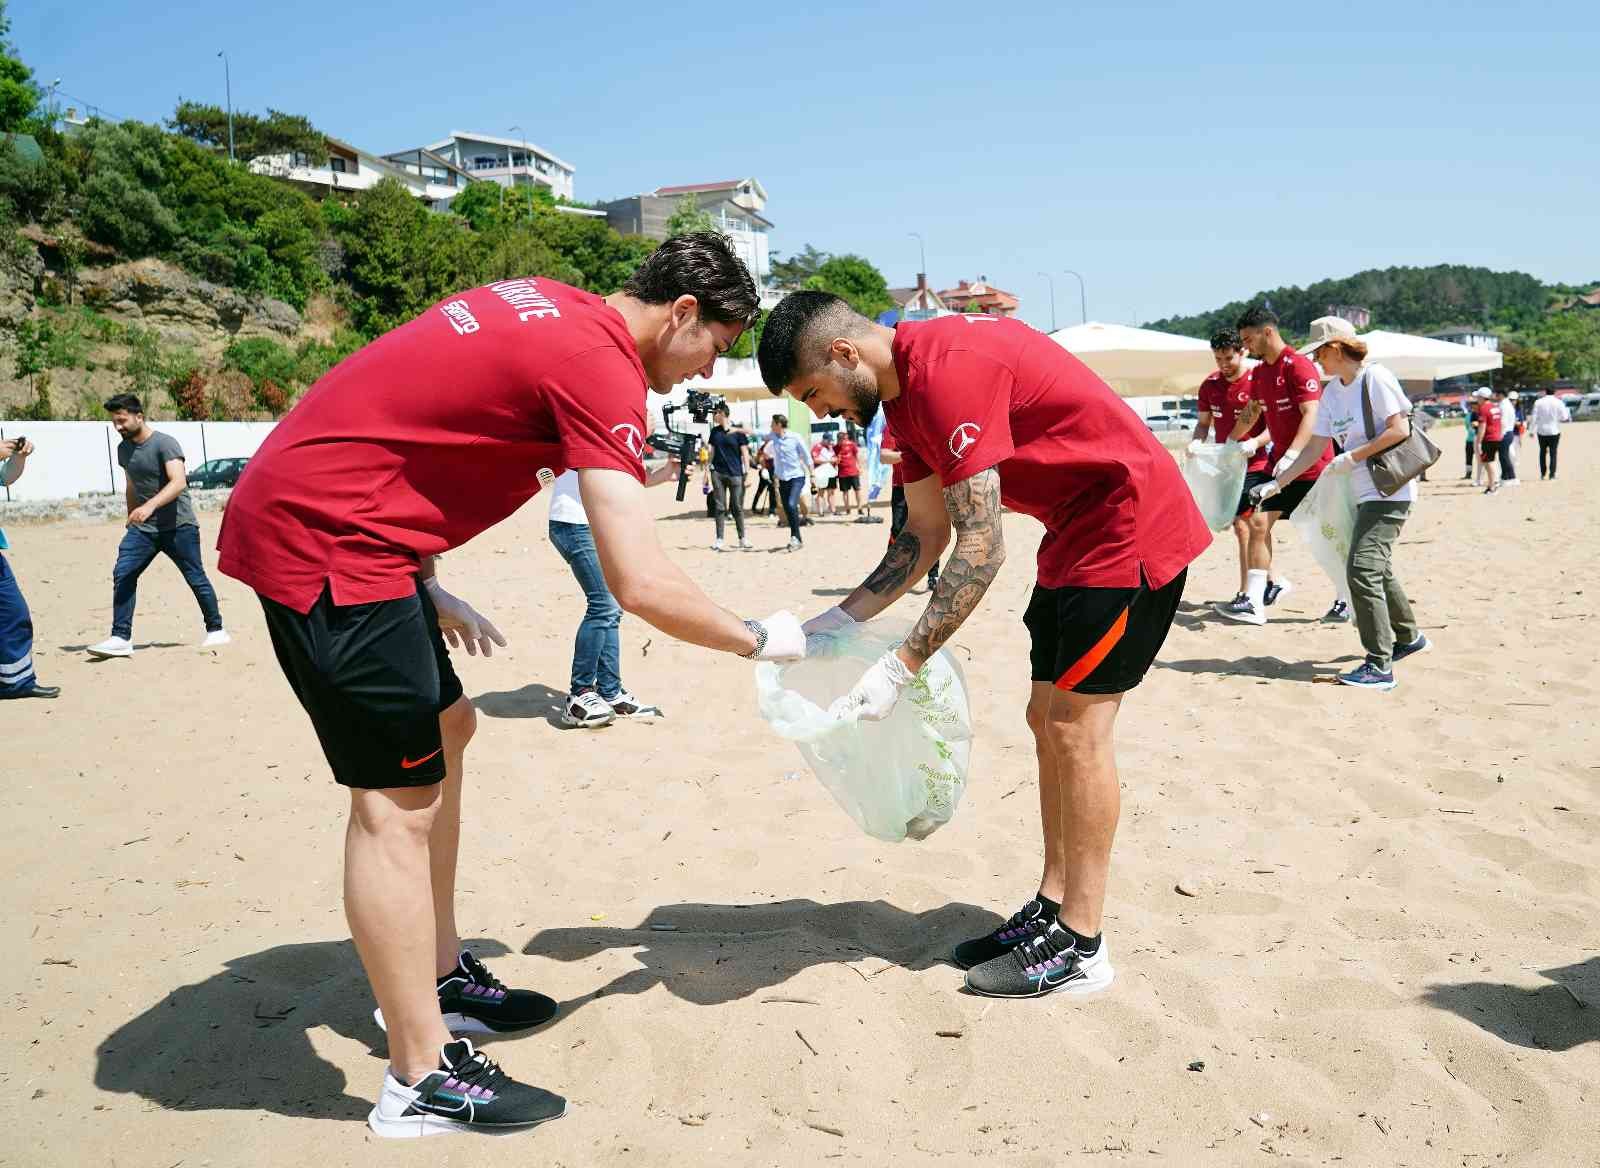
top-left (1322, 599), bottom-right (1352, 623)
top-left (1262, 577), bottom-right (1292, 607)
top-left (964, 921), bottom-right (1115, 999)
top-left (375, 951), bottom-right (558, 1036)
top-left (368, 1039), bottom-right (566, 1138)
top-left (951, 897), bottom-right (1053, 970)
top-left (1391, 633), bottom-right (1431, 663)
top-left (2, 683), bottom-right (59, 699)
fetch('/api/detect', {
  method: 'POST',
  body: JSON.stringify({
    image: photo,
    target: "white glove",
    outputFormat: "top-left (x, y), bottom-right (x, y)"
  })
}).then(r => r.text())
top-left (1236, 435), bottom-right (1265, 456)
top-left (751, 610), bottom-right (805, 662)
top-left (1326, 452), bottom-right (1355, 474)
top-left (1248, 479), bottom-right (1282, 506)
top-left (424, 578), bottom-right (507, 657)
top-left (828, 649), bottom-right (916, 723)
top-left (1185, 440), bottom-right (1204, 457)
top-left (801, 605), bottom-right (858, 638)
top-left (1273, 449), bottom-right (1302, 478)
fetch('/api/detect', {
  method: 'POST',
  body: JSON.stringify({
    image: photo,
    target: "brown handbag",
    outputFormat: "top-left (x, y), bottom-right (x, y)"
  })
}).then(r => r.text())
top-left (1361, 368), bottom-right (1440, 496)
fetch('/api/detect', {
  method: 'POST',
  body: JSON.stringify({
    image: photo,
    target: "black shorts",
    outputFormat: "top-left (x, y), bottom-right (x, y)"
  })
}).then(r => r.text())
top-left (259, 581), bottom-right (463, 789)
top-left (1479, 438), bottom-right (1502, 462)
top-left (1237, 470), bottom-right (1274, 517)
top-left (1261, 477), bottom-right (1315, 518)
top-left (837, 474), bottom-right (860, 492)
top-left (1025, 569), bottom-right (1186, 695)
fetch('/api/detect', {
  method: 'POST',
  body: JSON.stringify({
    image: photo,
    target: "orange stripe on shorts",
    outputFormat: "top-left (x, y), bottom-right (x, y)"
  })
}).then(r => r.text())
top-left (1056, 607), bottom-right (1130, 691)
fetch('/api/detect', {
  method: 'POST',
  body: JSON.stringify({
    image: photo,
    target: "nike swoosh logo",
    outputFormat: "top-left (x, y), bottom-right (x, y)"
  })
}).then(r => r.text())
top-left (401, 748), bottom-right (444, 770)
top-left (1040, 963), bottom-right (1086, 988)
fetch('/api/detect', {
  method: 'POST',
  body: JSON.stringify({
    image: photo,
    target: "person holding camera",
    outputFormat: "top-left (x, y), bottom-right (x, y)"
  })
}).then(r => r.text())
top-left (705, 404), bottom-right (754, 550)
top-left (0, 436), bottom-right (59, 699)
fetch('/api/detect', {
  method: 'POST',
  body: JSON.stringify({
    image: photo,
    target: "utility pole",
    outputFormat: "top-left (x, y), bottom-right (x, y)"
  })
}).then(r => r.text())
top-left (909, 231), bottom-right (926, 281)
top-left (509, 124), bottom-right (528, 220)
top-left (1063, 269), bottom-right (1087, 324)
top-left (216, 51), bottom-right (234, 162)
top-left (1037, 271), bottom-right (1057, 332)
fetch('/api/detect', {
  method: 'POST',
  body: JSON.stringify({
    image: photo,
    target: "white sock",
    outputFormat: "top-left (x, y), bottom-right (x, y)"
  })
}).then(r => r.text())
top-left (1246, 569), bottom-right (1268, 612)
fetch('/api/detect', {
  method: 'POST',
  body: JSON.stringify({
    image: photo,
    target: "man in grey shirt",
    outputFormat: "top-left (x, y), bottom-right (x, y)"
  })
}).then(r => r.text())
top-left (87, 394), bottom-right (228, 658)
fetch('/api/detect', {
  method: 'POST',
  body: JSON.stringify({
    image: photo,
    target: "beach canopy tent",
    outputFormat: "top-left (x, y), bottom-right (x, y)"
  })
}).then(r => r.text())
top-left (1047, 322), bottom-right (1221, 397)
top-left (1344, 330), bottom-right (1502, 381)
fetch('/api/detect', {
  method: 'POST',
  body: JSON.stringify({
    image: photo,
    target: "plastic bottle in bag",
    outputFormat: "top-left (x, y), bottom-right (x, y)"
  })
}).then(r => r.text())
top-left (755, 622), bottom-right (972, 842)
top-left (1290, 472), bottom-right (1358, 593)
top-left (1182, 442), bottom-right (1249, 532)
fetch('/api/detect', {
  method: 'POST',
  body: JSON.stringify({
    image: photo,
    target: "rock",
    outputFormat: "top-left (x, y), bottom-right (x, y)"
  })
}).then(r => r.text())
top-left (75, 258), bottom-right (301, 345)
top-left (1187, 1059), bottom-right (1205, 1072)
top-left (1175, 875), bottom-right (1213, 898)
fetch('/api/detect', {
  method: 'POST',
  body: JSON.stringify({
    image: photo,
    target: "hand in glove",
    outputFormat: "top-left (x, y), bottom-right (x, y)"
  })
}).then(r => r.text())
top-left (425, 579), bottom-right (508, 657)
top-left (801, 605), bottom-right (859, 638)
top-left (1248, 479), bottom-right (1282, 506)
top-left (1235, 435), bottom-right (1266, 456)
top-left (827, 649), bottom-right (916, 723)
top-left (1326, 451), bottom-right (1355, 474)
top-left (746, 610), bottom-right (806, 662)
top-left (1272, 449), bottom-right (1302, 478)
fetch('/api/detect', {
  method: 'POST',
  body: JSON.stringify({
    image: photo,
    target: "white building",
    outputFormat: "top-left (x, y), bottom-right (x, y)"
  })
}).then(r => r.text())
top-left (597, 179), bottom-right (772, 295)
top-left (250, 137), bottom-right (469, 211)
top-left (403, 130), bottom-right (576, 202)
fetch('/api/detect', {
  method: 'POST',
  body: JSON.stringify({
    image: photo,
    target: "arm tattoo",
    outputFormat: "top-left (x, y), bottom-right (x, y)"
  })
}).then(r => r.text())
top-left (864, 530), bottom-right (922, 594)
top-left (903, 469), bottom-right (1005, 665)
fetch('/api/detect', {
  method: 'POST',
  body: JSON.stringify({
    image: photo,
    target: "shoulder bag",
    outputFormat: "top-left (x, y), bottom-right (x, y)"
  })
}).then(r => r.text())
top-left (1361, 366), bottom-right (1440, 496)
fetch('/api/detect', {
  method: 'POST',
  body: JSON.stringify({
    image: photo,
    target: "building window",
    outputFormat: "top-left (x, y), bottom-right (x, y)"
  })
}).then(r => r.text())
top-left (330, 157), bottom-right (348, 173)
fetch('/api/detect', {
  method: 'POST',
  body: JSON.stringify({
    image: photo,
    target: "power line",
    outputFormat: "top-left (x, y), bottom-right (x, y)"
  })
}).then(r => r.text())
top-left (52, 89), bottom-right (128, 124)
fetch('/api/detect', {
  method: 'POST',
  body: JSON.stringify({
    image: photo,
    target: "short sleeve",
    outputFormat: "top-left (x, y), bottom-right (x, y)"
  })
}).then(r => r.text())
top-left (160, 434), bottom-right (186, 462)
top-left (543, 345), bottom-right (649, 483)
top-left (1311, 399), bottom-right (1335, 438)
top-left (1247, 367), bottom-right (1269, 404)
top-left (1367, 366), bottom-right (1409, 421)
top-left (1196, 377), bottom-right (1217, 414)
top-left (1288, 354), bottom-right (1324, 404)
top-left (116, 443), bottom-right (130, 469)
top-left (908, 350), bottom-right (1017, 486)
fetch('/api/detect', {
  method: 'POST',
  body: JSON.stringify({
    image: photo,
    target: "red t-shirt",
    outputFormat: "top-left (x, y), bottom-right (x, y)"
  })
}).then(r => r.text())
top-left (1478, 401), bottom-right (1503, 442)
top-left (835, 437), bottom-right (860, 476)
top-left (880, 425), bottom-right (904, 486)
top-left (884, 316), bottom-right (1211, 590)
top-left (1247, 345), bottom-right (1331, 481)
top-left (218, 278), bottom-right (649, 612)
top-left (1197, 370), bottom-right (1269, 472)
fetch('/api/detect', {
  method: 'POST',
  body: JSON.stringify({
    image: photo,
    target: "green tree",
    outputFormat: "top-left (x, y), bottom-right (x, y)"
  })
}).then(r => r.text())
top-left (664, 195), bottom-right (715, 237)
top-left (806, 254), bottom-right (894, 319)
top-left (1498, 343), bottom-right (1558, 388)
top-left (334, 178), bottom-right (482, 336)
top-left (168, 101), bottom-right (328, 165)
top-left (770, 244), bottom-right (828, 290)
top-left (0, 2), bottom-right (38, 133)
top-left (1532, 311), bottom-right (1600, 383)
top-left (12, 315), bottom-right (46, 392)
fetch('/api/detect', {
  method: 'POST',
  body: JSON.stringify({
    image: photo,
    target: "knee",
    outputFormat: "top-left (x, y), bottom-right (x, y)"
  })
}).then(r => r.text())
top-left (1246, 513), bottom-right (1271, 539)
top-left (1025, 694), bottom-right (1053, 738)
top-left (349, 784), bottom-right (441, 842)
top-left (439, 696), bottom-right (477, 748)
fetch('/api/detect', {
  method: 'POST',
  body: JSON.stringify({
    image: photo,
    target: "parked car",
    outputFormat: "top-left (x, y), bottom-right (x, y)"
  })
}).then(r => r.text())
top-left (1575, 393), bottom-right (1600, 421)
top-left (1143, 413), bottom-right (1196, 433)
top-left (187, 457), bottom-right (250, 489)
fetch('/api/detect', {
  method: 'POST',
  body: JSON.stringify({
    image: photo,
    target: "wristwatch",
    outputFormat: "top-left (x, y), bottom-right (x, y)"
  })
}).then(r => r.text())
top-left (740, 619), bottom-right (767, 659)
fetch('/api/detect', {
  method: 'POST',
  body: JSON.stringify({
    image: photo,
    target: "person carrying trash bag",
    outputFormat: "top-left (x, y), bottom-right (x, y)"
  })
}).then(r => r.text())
top-left (1250, 318), bottom-right (1429, 692)
top-left (757, 292), bottom-right (1211, 1000)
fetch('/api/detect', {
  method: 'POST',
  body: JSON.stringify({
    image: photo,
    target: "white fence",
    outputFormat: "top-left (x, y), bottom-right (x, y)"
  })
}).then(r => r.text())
top-left (0, 421), bottom-right (279, 501)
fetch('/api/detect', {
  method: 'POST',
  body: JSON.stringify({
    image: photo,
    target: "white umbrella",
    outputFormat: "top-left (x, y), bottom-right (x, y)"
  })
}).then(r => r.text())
top-left (1047, 322), bottom-right (1220, 397)
top-left (1346, 330), bottom-right (1502, 381)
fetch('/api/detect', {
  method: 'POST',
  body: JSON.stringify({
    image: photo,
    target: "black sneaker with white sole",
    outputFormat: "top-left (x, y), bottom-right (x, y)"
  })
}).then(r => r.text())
top-left (1391, 633), bottom-right (1431, 663)
top-left (964, 921), bottom-right (1114, 999)
top-left (1322, 599), bottom-right (1352, 623)
top-left (367, 1039), bottom-right (565, 1138)
top-left (1213, 593), bottom-right (1265, 626)
top-left (1263, 577), bottom-right (1292, 606)
top-left (375, 951), bottom-right (558, 1036)
top-left (951, 897), bottom-right (1053, 970)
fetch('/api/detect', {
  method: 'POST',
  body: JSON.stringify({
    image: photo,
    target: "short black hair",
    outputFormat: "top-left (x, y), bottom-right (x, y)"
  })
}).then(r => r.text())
top-left (103, 393), bottom-right (143, 414)
top-left (757, 290), bottom-right (871, 394)
top-left (1210, 327), bottom-right (1243, 352)
top-left (621, 232), bottom-right (760, 328)
top-left (1235, 305), bottom-right (1278, 330)
top-left (772, 414), bottom-right (788, 428)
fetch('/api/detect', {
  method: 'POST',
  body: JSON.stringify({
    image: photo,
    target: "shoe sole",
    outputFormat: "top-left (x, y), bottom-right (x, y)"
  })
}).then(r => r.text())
top-left (965, 959), bottom-right (1116, 999)
top-left (87, 648), bottom-right (133, 658)
top-left (373, 1008), bottom-right (557, 1036)
top-left (560, 712), bottom-right (614, 728)
top-left (1336, 678), bottom-right (1397, 691)
top-left (367, 1101), bottom-right (566, 1138)
top-left (1212, 605), bottom-right (1265, 626)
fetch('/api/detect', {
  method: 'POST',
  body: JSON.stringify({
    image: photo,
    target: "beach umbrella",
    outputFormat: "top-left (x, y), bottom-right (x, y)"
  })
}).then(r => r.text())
top-left (1047, 322), bottom-right (1219, 397)
top-left (1346, 330), bottom-right (1503, 381)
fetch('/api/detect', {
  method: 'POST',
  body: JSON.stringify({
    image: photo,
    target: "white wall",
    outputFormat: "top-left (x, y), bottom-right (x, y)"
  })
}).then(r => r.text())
top-left (0, 421), bottom-right (278, 502)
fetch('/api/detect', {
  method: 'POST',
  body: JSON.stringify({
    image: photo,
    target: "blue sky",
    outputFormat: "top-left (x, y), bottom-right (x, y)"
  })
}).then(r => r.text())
top-left (15, 0), bottom-right (1599, 330)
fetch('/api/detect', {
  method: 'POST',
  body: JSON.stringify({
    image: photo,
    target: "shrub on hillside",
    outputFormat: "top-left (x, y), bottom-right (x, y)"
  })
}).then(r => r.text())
top-left (168, 369), bottom-right (210, 420)
top-left (255, 377), bottom-right (288, 416)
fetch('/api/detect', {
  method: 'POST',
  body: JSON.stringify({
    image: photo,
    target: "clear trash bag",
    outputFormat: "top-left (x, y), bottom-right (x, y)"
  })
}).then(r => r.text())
top-left (755, 622), bottom-right (972, 842)
top-left (1291, 472), bottom-right (1358, 593)
top-left (1182, 442), bottom-right (1249, 532)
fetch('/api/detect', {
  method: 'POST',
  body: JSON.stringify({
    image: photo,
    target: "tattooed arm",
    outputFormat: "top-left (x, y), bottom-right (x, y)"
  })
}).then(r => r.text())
top-left (834, 473), bottom-right (951, 622)
top-left (896, 468), bottom-right (1006, 671)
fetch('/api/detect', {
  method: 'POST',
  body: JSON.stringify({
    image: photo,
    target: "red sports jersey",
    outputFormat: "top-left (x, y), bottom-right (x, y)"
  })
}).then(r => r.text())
top-left (1197, 370), bottom-right (1269, 472)
top-left (1478, 401), bottom-right (1503, 442)
top-left (835, 437), bottom-right (860, 476)
top-left (1247, 345), bottom-right (1331, 481)
top-left (884, 316), bottom-right (1210, 589)
top-left (880, 425), bottom-right (904, 486)
top-left (219, 278), bottom-right (648, 612)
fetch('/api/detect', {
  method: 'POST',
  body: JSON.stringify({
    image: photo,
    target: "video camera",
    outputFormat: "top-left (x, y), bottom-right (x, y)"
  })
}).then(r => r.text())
top-left (660, 391), bottom-right (729, 501)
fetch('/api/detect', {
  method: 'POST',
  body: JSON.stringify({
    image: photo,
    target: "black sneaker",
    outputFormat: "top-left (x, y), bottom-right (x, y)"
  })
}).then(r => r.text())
top-left (1322, 599), bottom-right (1352, 623)
top-left (1262, 577), bottom-right (1292, 607)
top-left (964, 921), bottom-right (1114, 999)
top-left (368, 1039), bottom-right (566, 1138)
top-left (375, 951), bottom-right (558, 1036)
top-left (951, 897), bottom-right (1053, 970)
top-left (1391, 633), bottom-right (1431, 663)
top-left (1212, 593), bottom-right (1265, 626)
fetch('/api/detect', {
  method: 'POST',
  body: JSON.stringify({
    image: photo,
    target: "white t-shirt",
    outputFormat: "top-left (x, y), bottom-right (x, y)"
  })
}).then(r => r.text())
top-left (1500, 398), bottom-right (1518, 436)
top-left (1312, 363), bottom-right (1417, 504)
top-left (548, 468), bottom-right (588, 525)
top-left (1531, 395), bottom-right (1570, 436)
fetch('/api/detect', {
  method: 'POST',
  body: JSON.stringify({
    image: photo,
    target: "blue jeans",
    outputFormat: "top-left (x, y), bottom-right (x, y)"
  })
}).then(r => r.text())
top-left (549, 520), bottom-right (621, 698)
top-left (112, 525), bottom-right (223, 640)
top-left (779, 477), bottom-right (806, 541)
top-left (0, 553), bottom-right (36, 694)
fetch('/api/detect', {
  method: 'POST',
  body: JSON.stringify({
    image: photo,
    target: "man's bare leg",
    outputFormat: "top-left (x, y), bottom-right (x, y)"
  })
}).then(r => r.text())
top-left (429, 696), bottom-right (475, 976)
top-left (1028, 682), bottom-right (1067, 905)
top-left (1042, 688), bottom-right (1124, 937)
top-left (1231, 516), bottom-right (1251, 595)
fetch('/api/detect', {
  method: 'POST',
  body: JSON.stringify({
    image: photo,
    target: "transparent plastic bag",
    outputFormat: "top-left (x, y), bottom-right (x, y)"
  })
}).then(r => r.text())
top-left (1290, 472), bottom-right (1358, 593)
top-left (1182, 442), bottom-right (1249, 532)
top-left (755, 622), bottom-right (972, 842)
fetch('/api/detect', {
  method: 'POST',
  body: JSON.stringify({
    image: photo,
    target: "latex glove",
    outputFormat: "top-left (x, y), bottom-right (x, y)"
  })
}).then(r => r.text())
top-left (1185, 440), bottom-right (1204, 457)
top-left (801, 606), bottom-right (858, 639)
top-left (1236, 435), bottom-right (1266, 457)
top-left (1273, 449), bottom-right (1302, 478)
top-left (1326, 451), bottom-right (1355, 474)
top-left (425, 578), bottom-right (507, 657)
top-left (1248, 479), bottom-right (1282, 506)
top-left (751, 610), bottom-right (806, 662)
top-left (828, 649), bottom-right (916, 722)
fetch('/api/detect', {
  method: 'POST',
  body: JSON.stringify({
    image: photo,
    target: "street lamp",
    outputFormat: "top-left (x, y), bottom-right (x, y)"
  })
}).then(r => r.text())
top-left (1036, 271), bottom-right (1057, 332)
top-left (216, 51), bottom-right (234, 162)
top-left (908, 231), bottom-right (926, 280)
top-left (1062, 269), bottom-right (1087, 324)
top-left (507, 124), bottom-right (526, 219)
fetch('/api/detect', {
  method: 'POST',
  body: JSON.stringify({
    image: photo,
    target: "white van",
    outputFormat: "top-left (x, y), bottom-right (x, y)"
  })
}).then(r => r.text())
top-left (1576, 393), bottom-right (1600, 421)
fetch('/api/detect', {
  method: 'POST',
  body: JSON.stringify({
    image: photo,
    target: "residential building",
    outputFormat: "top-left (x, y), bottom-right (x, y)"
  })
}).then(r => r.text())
top-left (1325, 304), bottom-right (1371, 328)
top-left (250, 137), bottom-right (468, 211)
top-left (1426, 326), bottom-right (1500, 352)
top-left (404, 131), bottom-right (576, 202)
top-left (938, 278), bottom-right (1020, 317)
top-left (886, 274), bottom-right (950, 322)
top-left (597, 179), bottom-right (772, 289)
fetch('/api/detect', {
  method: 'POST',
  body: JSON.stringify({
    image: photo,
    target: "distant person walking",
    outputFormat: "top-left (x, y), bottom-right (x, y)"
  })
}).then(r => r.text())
top-left (1531, 387), bottom-right (1570, 480)
top-left (1191, 327), bottom-right (1270, 609)
top-left (1474, 388), bottom-right (1502, 494)
top-left (0, 436), bottom-right (59, 700)
top-left (705, 405), bottom-right (754, 550)
top-left (767, 414), bottom-right (813, 550)
top-left (834, 428), bottom-right (863, 515)
top-left (1496, 388), bottom-right (1520, 486)
top-left (88, 394), bottom-right (228, 659)
top-left (810, 433), bottom-right (838, 515)
top-left (1461, 398), bottom-right (1478, 481)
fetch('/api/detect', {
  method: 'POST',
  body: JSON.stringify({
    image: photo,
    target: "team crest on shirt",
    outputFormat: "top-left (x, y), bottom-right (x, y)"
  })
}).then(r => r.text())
top-left (949, 422), bottom-right (982, 459)
top-left (611, 423), bottom-right (643, 457)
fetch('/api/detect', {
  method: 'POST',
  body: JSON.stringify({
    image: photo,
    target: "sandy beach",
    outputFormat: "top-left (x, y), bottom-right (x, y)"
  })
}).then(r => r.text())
top-left (6, 426), bottom-right (1599, 1167)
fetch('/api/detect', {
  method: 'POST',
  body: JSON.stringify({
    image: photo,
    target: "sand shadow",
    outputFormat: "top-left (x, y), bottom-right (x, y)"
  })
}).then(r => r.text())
top-left (1421, 958), bottom-right (1600, 1051)
top-left (93, 937), bottom-right (512, 1120)
top-left (472, 682), bottom-right (577, 729)
top-left (522, 898), bottom-right (998, 1021)
top-left (58, 641), bottom-right (184, 653)
top-left (1154, 655), bottom-right (1361, 682)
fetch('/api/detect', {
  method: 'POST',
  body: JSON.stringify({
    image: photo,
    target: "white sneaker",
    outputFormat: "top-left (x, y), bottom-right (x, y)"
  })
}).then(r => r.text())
top-left (603, 689), bottom-right (661, 719)
top-left (787, 536), bottom-right (802, 551)
top-left (87, 636), bottom-right (133, 659)
top-left (738, 538), bottom-right (753, 549)
top-left (561, 689), bottom-right (615, 728)
top-left (711, 539), bottom-right (725, 551)
top-left (201, 629), bottom-right (231, 648)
